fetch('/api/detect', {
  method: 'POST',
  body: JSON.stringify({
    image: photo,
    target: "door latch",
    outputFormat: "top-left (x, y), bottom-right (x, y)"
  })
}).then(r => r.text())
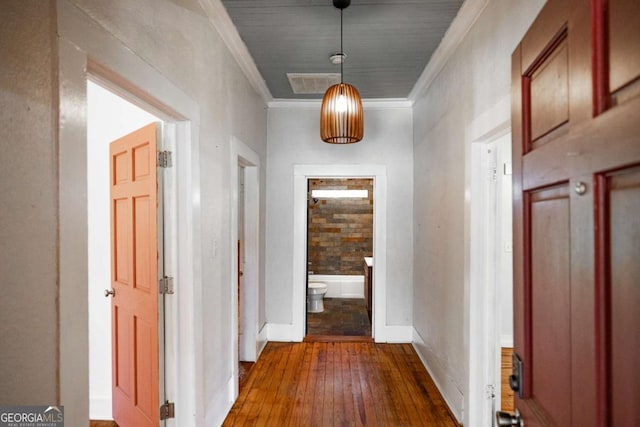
top-left (510, 353), bottom-right (524, 398)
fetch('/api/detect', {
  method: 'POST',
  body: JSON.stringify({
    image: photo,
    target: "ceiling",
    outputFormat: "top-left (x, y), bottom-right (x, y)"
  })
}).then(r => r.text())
top-left (220, 0), bottom-right (465, 100)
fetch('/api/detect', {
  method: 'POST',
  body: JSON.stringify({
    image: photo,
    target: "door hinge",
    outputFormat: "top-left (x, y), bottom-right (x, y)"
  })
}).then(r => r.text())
top-left (160, 400), bottom-right (175, 420)
top-left (157, 150), bottom-right (173, 168)
top-left (159, 276), bottom-right (174, 294)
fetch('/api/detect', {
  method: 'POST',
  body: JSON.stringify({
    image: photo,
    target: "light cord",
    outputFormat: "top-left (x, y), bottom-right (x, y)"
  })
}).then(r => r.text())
top-left (340, 7), bottom-right (343, 83)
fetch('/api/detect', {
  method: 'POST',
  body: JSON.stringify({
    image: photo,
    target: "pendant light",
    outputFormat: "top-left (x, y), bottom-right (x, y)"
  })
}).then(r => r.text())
top-left (320, 0), bottom-right (364, 144)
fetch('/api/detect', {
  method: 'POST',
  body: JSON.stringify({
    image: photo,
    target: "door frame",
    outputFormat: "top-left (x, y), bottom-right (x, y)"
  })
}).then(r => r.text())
top-left (230, 136), bottom-right (262, 399)
top-left (86, 81), bottom-right (164, 419)
top-left (465, 95), bottom-right (512, 426)
top-left (58, 3), bottom-right (202, 424)
top-left (292, 164), bottom-right (387, 342)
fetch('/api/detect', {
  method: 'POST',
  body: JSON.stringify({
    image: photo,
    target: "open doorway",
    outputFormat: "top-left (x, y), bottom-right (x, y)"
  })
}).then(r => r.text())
top-left (230, 137), bottom-right (261, 397)
top-left (305, 178), bottom-right (373, 339)
top-left (87, 80), bottom-right (164, 425)
top-left (468, 130), bottom-right (514, 425)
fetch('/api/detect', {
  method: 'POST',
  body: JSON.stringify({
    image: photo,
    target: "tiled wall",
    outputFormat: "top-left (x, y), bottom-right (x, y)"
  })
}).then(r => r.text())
top-left (308, 178), bottom-right (373, 275)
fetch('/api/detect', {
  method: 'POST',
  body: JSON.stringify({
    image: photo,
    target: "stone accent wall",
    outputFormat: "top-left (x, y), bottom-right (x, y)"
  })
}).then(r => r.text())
top-left (308, 178), bottom-right (373, 275)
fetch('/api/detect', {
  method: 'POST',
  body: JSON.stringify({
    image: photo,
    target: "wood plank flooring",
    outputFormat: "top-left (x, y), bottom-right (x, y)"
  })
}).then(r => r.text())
top-left (224, 342), bottom-right (459, 426)
top-left (89, 421), bottom-right (117, 427)
top-left (501, 347), bottom-right (515, 412)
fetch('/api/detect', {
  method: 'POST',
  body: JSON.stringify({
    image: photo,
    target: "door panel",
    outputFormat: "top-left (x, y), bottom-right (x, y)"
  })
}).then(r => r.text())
top-left (529, 39), bottom-right (569, 144)
top-left (606, 166), bottom-right (640, 425)
top-left (134, 195), bottom-right (152, 291)
top-left (110, 123), bottom-right (159, 427)
top-left (114, 198), bottom-right (130, 284)
top-left (609, 0), bottom-right (640, 94)
top-left (114, 306), bottom-right (131, 396)
top-left (512, 0), bottom-right (640, 425)
top-left (528, 185), bottom-right (572, 425)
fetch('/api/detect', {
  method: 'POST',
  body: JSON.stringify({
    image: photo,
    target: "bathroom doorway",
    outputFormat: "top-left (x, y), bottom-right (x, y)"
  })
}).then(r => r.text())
top-left (305, 178), bottom-right (373, 338)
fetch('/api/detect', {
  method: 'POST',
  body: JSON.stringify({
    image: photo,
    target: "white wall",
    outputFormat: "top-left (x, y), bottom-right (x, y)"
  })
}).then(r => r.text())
top-left (411, 0), bottom-right (545, 422)
top-left (266, 105), bottom-right (414, 329)
top-left (87, 81), bottom-right (160, 419)
top-left (60, 1), bottom-right (269, 423)
top-left (0, 1), bottom-right (269, 425)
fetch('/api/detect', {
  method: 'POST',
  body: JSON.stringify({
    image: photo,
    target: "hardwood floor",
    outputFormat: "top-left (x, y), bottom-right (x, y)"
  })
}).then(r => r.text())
top-left (501, 347), bottom-right (515, 412)
top-left (224, 341), bottom-right (459, 426)
top-left (89, 421), bottom-right (117, 427)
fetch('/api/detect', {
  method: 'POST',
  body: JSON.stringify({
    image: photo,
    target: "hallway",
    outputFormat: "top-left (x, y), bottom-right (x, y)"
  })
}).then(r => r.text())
top-left (224, 342), bottom-right (458, 426)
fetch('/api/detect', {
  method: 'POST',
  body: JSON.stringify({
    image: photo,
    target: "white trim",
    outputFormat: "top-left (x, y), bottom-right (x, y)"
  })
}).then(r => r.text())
top-left (412, 328), bottom-right (463, 423)
top-left (464, 95), bottom-right (512, 427)
top-left (257, 323), bottom-right (268, 357)
top-left (198, 0), bottom-right (273, 103)
top-left (268, 98), bottom-right (413, 109)
top-left (468, 96), bottom-right (512, 144)
top-left (467, 141), bottom-right (495, 427)
top-left (204, 375), bottom-right (236, 427)
top-left (292, 165), bottom-right (389, 342)
top-left (57, 2), bottom-right (202, 425)
top-left (89, 396), bottom-right (111, 420)
top-left (266, 323), bottom-right (297, 342)
top-left (378, 326), bottom-right (413, 343)
top-left (501, 335), bottom-right (514, 349)
top-left (408, 0), bottom-right (489, 101)
top-left (230, 136), bottom-right (261, 399)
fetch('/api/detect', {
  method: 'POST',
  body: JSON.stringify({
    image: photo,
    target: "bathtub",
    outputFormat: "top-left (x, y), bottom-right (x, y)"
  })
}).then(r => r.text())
top-left (308, 274), bottom-right (364, 299)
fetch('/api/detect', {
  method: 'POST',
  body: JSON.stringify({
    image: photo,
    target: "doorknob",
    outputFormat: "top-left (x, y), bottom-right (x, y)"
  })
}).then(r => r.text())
top-left (496, 409), bottom-right (523, 426)
top-left (104, 288), bottom-right (115, 297)
top-left (574, 181), bottom-right (587, 195)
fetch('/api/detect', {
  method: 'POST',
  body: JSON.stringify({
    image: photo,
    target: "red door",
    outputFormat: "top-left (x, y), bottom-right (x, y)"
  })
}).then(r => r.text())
top-left (511, 0), bottom-right (640, 425)
top-left (110, 123), bottom-right (159, 427)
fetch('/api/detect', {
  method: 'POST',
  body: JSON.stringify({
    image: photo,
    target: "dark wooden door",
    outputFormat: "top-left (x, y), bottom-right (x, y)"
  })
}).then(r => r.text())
top-left (511, 0), bottom-right (640, 425)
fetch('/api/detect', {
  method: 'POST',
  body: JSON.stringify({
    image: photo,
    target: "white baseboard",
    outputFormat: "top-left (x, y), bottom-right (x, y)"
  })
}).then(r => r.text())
top-left (412, 328), bottom-right (463, 423)
top-left (265, 323), bottom-right (299, 342)
top-left (89, 396), bottom-right (112, 420)
top-left (206, 375), bottom-right (236, 427)
top-left (265, 322), bottom-right (413, 343)
top-left (375, 325), bottom-right (413, 343)
top-left (257, 323), bottom-right (268, 356)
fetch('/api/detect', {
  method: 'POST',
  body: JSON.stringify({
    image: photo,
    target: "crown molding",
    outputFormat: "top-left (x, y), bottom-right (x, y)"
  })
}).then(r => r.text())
top-left (198, 0), bottom-right (273, 103)
top-left (268, 98), bottom-right (413, 110)
top-left (408, 0), bottom-right (489, 101)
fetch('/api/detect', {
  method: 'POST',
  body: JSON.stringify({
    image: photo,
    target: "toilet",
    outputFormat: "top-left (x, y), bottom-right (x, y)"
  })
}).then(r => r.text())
top-left (307, 281), bottom-right (328, 313)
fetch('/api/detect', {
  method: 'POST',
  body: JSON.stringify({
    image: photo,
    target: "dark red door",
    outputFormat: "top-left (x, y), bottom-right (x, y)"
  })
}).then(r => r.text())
top-left (511, 0), bottom-right (639, 425)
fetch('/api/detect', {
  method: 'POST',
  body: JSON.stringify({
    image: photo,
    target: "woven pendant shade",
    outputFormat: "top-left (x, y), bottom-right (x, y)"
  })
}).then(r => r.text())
top-left (320, 83), bottom-right (364, 144)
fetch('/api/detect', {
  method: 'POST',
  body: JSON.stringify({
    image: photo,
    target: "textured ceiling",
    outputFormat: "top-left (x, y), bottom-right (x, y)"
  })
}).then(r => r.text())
top-left (221, 0), bottom-right (464, 99)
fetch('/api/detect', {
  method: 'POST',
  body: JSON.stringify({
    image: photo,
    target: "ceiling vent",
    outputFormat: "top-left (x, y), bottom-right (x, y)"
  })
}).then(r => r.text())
top-left (287, 73), bottom-right (341, 94)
